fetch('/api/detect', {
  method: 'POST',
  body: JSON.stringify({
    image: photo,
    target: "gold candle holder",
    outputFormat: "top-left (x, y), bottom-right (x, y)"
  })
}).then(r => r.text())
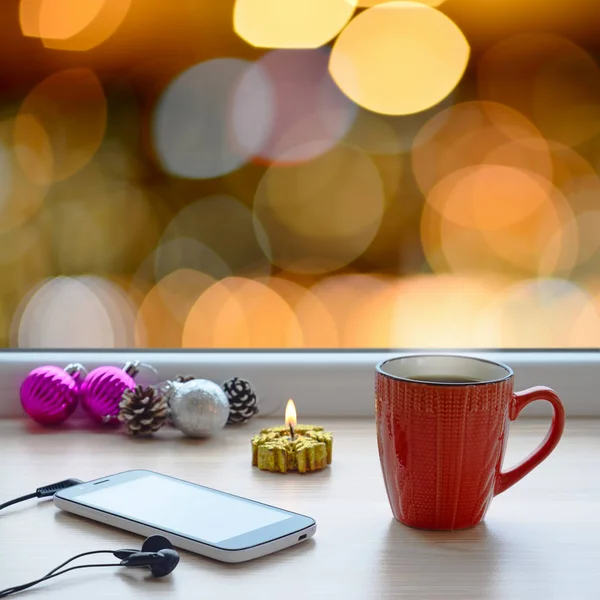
top-left (251, 401), bottom-right (333, 474)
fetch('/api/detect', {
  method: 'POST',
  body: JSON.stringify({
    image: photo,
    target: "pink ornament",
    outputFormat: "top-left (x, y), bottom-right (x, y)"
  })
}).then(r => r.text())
top-left (20, 364), bottom-right (84, 426)
top-left (80, 363), bottom-right (138, 424)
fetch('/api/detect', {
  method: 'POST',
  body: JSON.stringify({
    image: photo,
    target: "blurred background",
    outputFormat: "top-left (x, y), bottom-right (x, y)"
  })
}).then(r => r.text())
top-left (1, 0), bottom-right (600, 349)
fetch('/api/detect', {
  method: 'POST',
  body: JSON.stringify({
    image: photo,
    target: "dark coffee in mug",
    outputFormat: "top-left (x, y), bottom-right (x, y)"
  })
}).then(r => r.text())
top-left (405, 375), bottom-right (482, 384)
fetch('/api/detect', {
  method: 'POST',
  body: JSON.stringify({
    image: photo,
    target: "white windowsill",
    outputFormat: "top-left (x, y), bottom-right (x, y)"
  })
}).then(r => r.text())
top-left (0, 350), bottom-right (598, 418)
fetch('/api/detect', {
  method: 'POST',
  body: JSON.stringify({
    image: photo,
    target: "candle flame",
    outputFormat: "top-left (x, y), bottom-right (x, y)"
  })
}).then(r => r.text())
top-left (285, 399), bottom-right (297, 430)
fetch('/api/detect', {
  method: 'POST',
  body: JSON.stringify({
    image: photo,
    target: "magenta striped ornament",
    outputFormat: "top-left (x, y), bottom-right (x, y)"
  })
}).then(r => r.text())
top-left (80, 364), bottom-right (138, 425)
top-left (20, 364), bottom-right (84, 425)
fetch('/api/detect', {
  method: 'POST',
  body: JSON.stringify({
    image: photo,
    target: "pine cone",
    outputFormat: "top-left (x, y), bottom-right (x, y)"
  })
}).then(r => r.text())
top-left (118, 385), bottom-right (169, 436)
top-left (175, 374), bottom-right (196, 383)
top-left (222, 377), bottom-right (259, 425)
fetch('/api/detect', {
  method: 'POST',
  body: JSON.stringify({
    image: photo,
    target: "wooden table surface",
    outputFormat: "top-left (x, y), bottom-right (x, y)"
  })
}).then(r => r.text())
top-left (1, 418), bottom-right (599, 599)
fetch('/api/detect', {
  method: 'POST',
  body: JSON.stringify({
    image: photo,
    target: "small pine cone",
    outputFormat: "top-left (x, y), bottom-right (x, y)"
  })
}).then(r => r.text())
top-left (222, 377), bottom-right (259, 425)
top-left (118, 385), bottom-right (169, 436)
top-left (175, 374), bottom-right (196, 383)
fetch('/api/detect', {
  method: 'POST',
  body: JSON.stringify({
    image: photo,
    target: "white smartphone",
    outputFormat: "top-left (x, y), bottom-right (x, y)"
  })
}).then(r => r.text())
top-left (54, 469), bottom-right (316, 563)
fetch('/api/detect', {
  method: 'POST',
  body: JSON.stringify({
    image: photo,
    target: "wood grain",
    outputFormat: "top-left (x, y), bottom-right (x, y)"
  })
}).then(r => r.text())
top-left (1, 418), bottom-right (598, 599)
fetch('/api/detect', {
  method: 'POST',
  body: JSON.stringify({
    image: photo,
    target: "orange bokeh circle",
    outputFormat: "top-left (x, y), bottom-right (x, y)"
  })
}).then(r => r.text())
top-left (426, 164), bottom-right (551, 231)
top-left (412, 100), bottom-right (553, 196)
top-left (20, 0), bottom-right (131, 51)
top-left (183, 277), bottom-right (304, 348)
top-left (421, 166), bottom-right (576, 277)
top-left (548, 143), bottom-right (600, 274)
top-left (305, 274), bottom-right (392, 347)
top-left (256, 277), bottom-right (338, 348)
top-left (135, 269), bottom-right (216, 348)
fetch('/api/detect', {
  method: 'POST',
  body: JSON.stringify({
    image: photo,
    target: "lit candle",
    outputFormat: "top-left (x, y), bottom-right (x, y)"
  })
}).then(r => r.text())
top-left (251, 399), bottom-right (333, 474)
top-left (286, 398), bottom-right (296, 441)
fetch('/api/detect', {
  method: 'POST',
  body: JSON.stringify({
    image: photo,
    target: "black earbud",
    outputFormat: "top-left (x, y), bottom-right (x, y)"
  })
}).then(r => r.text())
top-left (0, 535), bottom-right (180, 598)
top-left (115, 536), bottom-right (180, 578)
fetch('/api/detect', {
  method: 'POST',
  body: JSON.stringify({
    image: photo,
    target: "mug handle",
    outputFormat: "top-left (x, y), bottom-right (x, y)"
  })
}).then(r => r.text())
top-left (494, 386), bottom-right (565, 496)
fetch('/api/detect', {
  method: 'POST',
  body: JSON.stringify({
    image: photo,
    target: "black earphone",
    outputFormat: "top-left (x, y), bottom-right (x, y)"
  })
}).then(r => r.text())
top-left (0, 535), bottom-right (180, 597)
top-left (114, 535), bottom-right (180, 577)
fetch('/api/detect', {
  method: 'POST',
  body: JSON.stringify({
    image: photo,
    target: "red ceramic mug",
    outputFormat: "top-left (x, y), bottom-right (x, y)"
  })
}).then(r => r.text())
top-left (375, 354), bottom-right (565, 530)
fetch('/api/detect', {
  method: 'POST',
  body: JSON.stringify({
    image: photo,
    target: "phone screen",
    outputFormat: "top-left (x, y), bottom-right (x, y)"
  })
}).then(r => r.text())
top-left (77, 473), bottom-right (294, 544)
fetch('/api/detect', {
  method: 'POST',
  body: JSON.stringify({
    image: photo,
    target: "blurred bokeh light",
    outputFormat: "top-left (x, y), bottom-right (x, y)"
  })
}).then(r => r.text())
top-left (20, 0), bottom-right (131, 51)
top-left (343, 111), bottom-right (404, 157)
top-left (0, 119), bottom-right (49, 234)
top-left (478, 33), bottom-right (600, 147)
top-left (475, 278), bottom-right (600, 348)
top-left (329, 2), bottom-right (470, 115)
top-left (20, 0), bottom-right (105, 40)
top-left (232, 48), bottom-right (357, 164)
top-left (135, 269), bottom-right (216, 348)
top-left (256, 276), bottom-right (339, 347)
top-left (15, 276), bottom-right (136, 348)
top-left (359, 0), bottom-right (445, 5)
top-left (234, 0), bottom-right (357, 49)
top-left (0, 0), bottom-right (598, 349)
top-left (153, 58), bottom-right (267, 180)
top-left (412, 101), bottom-right (553, 195)
top-left (347, 273), bottom-right (507, 348)
top-left (305, 274), bottom-right (392, 346)
top-left (421, 166), bottom-right (576, 277)
top-left (253, 144), bottom-right (385, 273)
top-left (183, 277), bottom-right (304, 348)
top-left (426, 165), bottom-right (552, 231)
top-left (15, 68), bottom-right (107, 184)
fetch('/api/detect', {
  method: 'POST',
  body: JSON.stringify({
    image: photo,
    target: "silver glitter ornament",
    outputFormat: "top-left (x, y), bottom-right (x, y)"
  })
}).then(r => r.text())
top-left (168, 378), bottom-right (229, 438)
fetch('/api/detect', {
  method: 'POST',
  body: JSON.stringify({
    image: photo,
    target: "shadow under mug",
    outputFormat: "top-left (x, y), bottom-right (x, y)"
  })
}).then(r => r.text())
top-left (375, 354), bottom-right (565, 531)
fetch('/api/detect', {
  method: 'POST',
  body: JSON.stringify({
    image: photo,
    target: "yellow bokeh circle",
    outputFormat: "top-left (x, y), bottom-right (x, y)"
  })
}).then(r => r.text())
top-left (253, 144), bottom-right (385, 274)
top-left (234, 0), bottom-right (358, 49)
top-left (15, 68), bottom-right (107, 184)
top-left (36, 170), bottom-right (160, 275)
top-left (329, 1), bottom-right (470, 115)
top-left (160, 194), bottom-right (270, 277)
top-left (474, 278), bottom-right (600, 348)
top-left (0, 119), bottom-right (48, 235)
top-left (384, 274), bottom-right (505, 348)
top-left (358, 0), bottom-right (445, 5)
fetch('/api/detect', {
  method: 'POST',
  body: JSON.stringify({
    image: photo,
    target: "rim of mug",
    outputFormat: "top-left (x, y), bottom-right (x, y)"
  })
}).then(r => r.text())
top-left (376, 353), bottom-right (514, 386)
